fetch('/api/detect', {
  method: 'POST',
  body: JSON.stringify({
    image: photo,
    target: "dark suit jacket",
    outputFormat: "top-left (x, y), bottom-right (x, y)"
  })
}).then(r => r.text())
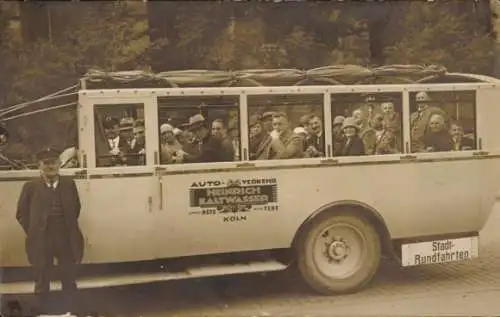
top-left (16, 176), bottom-right (84, 266)
top-left (340, 136), bottom-right (366, 156)
top-left (186, 134), bottom-right (233, 163)
top-left (305, 133), bottom-right (325, 156)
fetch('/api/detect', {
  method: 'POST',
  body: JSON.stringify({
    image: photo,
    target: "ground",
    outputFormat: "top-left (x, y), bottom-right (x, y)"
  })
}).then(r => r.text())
top-left (5, 204), bottom-right (500, 316)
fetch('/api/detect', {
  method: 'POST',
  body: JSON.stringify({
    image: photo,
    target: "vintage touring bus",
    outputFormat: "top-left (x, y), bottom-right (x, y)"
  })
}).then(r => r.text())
top-left (0, 65), bottom-right (498, 295)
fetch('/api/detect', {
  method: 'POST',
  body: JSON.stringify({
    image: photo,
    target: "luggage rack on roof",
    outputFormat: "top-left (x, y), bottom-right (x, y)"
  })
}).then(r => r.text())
top-left (81, 64), bottom-right (487, 90)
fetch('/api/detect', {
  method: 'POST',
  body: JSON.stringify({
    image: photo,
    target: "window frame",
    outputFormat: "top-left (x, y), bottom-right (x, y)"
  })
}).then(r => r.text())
top-left (245, 92), bottom-right (327, 161)
top-left (78, 83), bottom-right (488, 173)
top-left (155, 95), bottom-right (243, 165)
top-left (329, 90), bottom-right (407, 156)
top-left (81, 95), bottom-right (157, 169)
top-left (408, 89), bottom-right (478, 154)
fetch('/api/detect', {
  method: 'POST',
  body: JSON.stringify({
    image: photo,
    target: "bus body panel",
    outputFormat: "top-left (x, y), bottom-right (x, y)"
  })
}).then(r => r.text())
top-left (1, 156), bottom-right (499, 267)
top-left (82, 169), bottom-right (158, 264)
top-left (1, 82), bottom-right (499, 273)
top-left (154, 157), bottom-right (499, 259)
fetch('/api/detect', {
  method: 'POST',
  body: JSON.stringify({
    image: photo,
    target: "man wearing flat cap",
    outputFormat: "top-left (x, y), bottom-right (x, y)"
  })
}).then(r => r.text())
top-left (16, 148), bottom-right (83, 313)
top-left (261, 111), bottom-right (276, 134)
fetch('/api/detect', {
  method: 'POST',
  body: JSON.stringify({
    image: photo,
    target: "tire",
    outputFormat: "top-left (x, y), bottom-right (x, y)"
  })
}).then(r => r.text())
top-left (296, 212), bottom-right (381, 295)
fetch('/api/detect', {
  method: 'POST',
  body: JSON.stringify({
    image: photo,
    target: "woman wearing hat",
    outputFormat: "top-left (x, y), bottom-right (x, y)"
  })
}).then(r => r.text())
top-left (160, 123), bottom-right (184, 164)
top-left (249, 114), bottom-right (272, 160)
top-left (338, 117), bottom-right (365, 156)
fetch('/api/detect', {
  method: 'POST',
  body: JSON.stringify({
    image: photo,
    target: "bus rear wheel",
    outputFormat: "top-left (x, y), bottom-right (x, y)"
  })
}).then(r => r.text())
top-left (296, 212), bottom-right (381, 295)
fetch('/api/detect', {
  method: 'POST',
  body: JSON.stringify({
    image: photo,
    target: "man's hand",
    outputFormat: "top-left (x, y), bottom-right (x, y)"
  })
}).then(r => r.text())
top-left (270, 130), bottom-right (280, 140)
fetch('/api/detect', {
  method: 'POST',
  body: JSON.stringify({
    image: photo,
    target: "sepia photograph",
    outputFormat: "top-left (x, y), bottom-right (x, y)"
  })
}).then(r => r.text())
top-left (1, 0), bottom-right (500, 316)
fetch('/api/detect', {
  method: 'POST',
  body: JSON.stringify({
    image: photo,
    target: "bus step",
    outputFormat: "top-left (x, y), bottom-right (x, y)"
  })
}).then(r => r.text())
top-left (0, 260), bottom-right (288, 294)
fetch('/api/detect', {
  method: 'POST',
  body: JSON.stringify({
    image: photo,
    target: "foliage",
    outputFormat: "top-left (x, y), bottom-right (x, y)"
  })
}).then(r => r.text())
top-left (0, 2), bottom-right (167, 160)
top-left (0, 1), bottom-right (497, 163)
top-left (384, 1), bottom-right (496, 75)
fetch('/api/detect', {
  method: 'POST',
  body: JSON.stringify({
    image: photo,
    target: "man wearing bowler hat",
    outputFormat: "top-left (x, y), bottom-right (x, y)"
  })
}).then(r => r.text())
top-left (180, 114), bottom-right (233, 163)
top-left (16, 148), bottom-right (84, 313)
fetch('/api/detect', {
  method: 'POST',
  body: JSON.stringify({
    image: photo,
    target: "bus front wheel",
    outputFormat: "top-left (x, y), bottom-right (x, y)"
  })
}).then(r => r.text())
top-left (296, 212), bottom-right (381, 295)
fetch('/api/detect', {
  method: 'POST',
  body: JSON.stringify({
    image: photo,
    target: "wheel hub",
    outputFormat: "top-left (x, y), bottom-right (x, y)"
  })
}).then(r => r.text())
top-left (327, 240), bottom-right (348, 261)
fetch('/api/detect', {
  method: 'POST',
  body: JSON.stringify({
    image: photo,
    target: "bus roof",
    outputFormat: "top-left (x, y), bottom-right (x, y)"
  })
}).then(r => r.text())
top-left (79, 65), bottom-right (500, 90)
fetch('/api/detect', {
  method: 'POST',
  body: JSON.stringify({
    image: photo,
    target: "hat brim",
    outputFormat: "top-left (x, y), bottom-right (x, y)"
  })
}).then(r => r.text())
top-left (187, 121), bottom-right (205, 131)
top-left (343, 124), bottom-right (359, 131)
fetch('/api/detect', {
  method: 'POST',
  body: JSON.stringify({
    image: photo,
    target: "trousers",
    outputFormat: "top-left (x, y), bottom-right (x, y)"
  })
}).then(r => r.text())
top-left (34, 216), bottom-right (77, 310)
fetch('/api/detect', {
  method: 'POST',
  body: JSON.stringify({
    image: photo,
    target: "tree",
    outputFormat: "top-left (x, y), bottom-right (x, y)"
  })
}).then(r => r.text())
top-left (1, 1), bottom-right (165, 161)
top-left (384, 1), bottom-right (496, 75)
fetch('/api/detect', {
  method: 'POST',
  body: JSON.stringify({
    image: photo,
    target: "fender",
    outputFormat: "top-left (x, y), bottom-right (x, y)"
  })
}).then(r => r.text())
top-left (291, 200), bottom-right (397, 260)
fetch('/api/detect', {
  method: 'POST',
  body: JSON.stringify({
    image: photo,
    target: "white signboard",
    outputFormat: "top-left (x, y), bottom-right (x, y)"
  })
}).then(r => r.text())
top-left (401, 236), bottom-right (479, 267)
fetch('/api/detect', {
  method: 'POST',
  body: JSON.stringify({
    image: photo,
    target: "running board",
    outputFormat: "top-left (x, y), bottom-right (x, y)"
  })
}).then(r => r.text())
top-left (0, 260), bottom-right (288, 294)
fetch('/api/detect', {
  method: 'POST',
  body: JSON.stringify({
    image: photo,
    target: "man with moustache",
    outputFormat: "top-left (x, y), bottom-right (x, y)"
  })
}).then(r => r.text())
top-left (305, 114), bottom-right (325, 157)
top-left (16, 148), bottom-right (84, 313)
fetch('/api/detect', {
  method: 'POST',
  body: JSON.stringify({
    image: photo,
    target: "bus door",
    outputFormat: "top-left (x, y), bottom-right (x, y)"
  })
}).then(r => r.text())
top-left (153, 94), bottom-right (244, 258)
top-left (80, 95), bottom-right (160, 264)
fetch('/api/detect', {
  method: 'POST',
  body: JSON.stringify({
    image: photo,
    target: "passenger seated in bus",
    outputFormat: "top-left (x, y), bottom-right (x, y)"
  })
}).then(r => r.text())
top-left (360, 113), bottom-right (383, 155)
top-left (119, 117), bottom-right (144, 166)
top-left (249, 114), bottom-right (272, 160)
top-left (173, 127), bottom-right (183, 140)
top-left (304, 115), bottom-right (325, 157)
top-left (211, 119), bottom-right (235, 161)
top-left (352, 108), bottom-right (377, 155)
top-left (264, 112), bottom-right (303, 160)
top-left (293, 127), bottom-right (308, 157)
top-left (132, 119), bottom-right (146, 153)
top-left (126, 118), bottom-right (146, 165)
top-left (101, 116), bottom-right (128, 166)
top-left (332, 116), bottom-right (345, 156)
top-left (375, 131), bottom-right (399, 155)
top-left (365, 94), bottom-right (377, 123)
top-left (261, 111), bottom-right (276, 134)
top-left (410, 91), bottom-right (447, 152)
top-left (352, 108), bottom-right (368, 131)
top-left (227, 124), bottom-right (240, 161)
top-left (371, 114), bottom-right (385, 141)
top-left (299, 114), bottom-right (314, 135)
top-left (180, 114), bottom-right (233, 163)
top-left (177, 129), bottom-right (200, 157)
top-left (422, 113), bottom-right (453, 152)
top-left (160, 123), bottom-right (183, 164)
top-left (381, 101), bottom-right (402, 149)
top-left (450, 121), bottom-right (475, 151)
top-left (338, 117), bottom-right (365, 156)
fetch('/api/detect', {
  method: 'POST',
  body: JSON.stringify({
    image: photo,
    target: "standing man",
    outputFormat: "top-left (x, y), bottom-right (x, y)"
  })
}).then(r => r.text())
top-left (16, 148), bottom-right (84, 313)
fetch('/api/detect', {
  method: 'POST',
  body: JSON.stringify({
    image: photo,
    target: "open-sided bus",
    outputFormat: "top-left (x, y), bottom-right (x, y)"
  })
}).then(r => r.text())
top-left (0, 65), bottom-right (498, 295)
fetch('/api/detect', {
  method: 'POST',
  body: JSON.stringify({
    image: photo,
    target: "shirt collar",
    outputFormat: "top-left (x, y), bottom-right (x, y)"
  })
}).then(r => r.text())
top-left (43, 176), bottom-right (59, 188)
